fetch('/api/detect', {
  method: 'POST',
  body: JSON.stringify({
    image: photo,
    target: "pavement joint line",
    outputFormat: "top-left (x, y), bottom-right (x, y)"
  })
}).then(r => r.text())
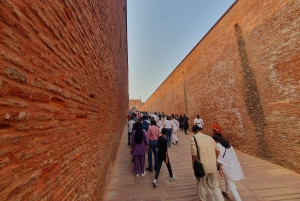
top-left (263, 193), bottom-right (300, 198)
top-left (266, 198), bottom-right (300, 201)
top-left (251, 187), bottom-right (288, 190)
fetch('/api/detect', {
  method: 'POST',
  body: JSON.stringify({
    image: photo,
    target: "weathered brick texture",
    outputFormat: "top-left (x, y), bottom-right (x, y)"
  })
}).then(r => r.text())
top-left (0, 0), bottom-right (128, 200)
top-left (141, 0), bottom-right (300, 173)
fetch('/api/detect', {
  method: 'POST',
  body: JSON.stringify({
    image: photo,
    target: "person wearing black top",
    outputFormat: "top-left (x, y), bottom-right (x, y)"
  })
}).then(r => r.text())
top-left (179, 114), bottom-right (184, 130)
top-left (183, 114), bottom-right (189, 135)
top-left (152, 128), bottom-right (174, 187)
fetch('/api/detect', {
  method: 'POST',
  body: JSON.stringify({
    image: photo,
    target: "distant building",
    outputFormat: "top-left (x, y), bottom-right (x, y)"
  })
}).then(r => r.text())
top-left (129, 98), bottom-right (144, 111)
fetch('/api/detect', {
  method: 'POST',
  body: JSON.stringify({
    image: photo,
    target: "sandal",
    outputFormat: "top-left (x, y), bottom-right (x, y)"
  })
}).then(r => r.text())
top-left (222, 191), bottom-right (230, 199)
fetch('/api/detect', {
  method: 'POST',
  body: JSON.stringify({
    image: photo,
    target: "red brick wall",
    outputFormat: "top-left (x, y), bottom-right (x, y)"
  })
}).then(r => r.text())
top-left (141, 0), bottom-right (300, 173)
top-left (0, 0), bottom-right (128, 200)
top-left (129, 99), bottom-right (143, 111)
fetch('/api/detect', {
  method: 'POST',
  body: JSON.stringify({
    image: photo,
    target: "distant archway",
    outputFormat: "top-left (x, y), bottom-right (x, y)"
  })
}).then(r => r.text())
top-left (131, 105), bottom-right (138, 111)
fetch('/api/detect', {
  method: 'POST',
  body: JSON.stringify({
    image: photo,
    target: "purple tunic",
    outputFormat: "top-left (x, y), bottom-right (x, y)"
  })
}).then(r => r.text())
top-left (130, 130), bottom-right (149, 155)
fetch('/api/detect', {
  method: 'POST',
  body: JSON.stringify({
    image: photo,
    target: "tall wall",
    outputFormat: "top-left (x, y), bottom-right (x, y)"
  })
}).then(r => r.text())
top-left (140, 0), bottom-right (300, 173)
top-left (0, 0), bottom-right (128, 200)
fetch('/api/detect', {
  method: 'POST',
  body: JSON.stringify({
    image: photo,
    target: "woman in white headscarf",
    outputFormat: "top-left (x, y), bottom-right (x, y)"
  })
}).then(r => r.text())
top-left (213, 135), bottom-right (244, 201)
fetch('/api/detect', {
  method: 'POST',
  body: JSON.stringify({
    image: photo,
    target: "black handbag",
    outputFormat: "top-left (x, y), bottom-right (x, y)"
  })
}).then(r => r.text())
top-left (193, 136), bottom-right (205, 180)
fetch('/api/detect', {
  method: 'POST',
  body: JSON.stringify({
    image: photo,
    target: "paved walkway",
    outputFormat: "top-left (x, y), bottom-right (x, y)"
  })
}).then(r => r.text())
top-left (104, 127), bottom-right (300, 201)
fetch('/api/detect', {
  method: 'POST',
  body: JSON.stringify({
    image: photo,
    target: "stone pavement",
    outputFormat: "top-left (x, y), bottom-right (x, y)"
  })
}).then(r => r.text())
top-left (104, 127), bottom-right (300, 201)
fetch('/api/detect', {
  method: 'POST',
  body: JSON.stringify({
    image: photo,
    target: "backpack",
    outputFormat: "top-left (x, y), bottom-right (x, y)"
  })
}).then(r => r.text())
top-left (142, 120), bottom-right (149, 131)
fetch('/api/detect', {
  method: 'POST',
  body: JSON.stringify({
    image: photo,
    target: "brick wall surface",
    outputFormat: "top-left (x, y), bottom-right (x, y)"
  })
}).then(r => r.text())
top-left (140, 0), bottom-right (300, 173)
top-left (0, 0), bottom-right (128, 200)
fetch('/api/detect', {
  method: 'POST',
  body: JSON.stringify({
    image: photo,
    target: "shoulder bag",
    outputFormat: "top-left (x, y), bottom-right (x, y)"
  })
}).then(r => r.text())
top-left (173, 120), bottom-right (179, 132)
top-left (193, 136), bottom-right (205, 180)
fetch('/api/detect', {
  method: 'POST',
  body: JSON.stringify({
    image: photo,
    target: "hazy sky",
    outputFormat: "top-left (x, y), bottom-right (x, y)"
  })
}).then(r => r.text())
top-left (127, 0), bottom-right (235, 102)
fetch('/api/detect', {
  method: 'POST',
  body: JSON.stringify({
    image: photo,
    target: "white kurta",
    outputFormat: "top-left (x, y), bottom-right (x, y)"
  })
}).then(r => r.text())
top-left (157, 120), bottom-right (163, 132)
top-left (217, 143), bottom-right (244, 181)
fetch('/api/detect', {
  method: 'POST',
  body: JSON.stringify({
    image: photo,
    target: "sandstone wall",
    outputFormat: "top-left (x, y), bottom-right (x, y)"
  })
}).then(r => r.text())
top-left (140, 0), bottom-right (300, 173)
top-left (0, 0), bottom-right (128, 200)
top-left (129, 99), bottom-right (143, 111)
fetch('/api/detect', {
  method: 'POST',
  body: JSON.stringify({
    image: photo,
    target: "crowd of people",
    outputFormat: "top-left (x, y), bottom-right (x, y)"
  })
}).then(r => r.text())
top-left (127, 111), bottom-right (244, 201)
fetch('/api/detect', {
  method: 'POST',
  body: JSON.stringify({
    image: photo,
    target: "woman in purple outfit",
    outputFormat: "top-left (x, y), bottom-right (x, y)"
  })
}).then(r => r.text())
top-left (130, 122), bottom-right (149, 177)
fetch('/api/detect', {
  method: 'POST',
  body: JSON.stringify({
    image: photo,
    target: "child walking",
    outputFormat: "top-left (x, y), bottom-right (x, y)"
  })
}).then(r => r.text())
top-left (153, 128), bottom-right (174, 187)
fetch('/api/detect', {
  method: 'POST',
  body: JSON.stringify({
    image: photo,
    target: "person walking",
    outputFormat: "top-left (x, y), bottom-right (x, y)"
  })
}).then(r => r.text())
top-left (161, 112), bottom-right (166, 119)
top-left (211, 119), bottom-right (222, 137)
top-left (170, 116), bottom-right (179, 145)
top-left (131, 117), bottom-right (143, 162)
top-left (128, 116), bottom-right (135, 145)
top-left (179, 114), bottom-right (184, 131)
top-left (161, 114), bottom-right (166, 129)
top-left (152, 128), bottom-right (175, 187)
top-left (183, 114), bottom-right (189, 135)
top-left (142, 116), bottom-right (149, 132)
top-left (132, 113), bottom-right (139, 122)
top-left (213, 135), bottom-right (244, 201)
top-left (130, 122), bottom-right (149, 177)
top-left (194, 115), bottom-right (204, 130)
top-left (163, 116), bottom-right (173, 147)
top-left (157, 115), bottom-right (163, 133)
top-left (191, 126), bottom-right (224, 201)
top-left (146, 119), bottom-right (160, 172)
top-left (127, 112), bottom-right (132, 121)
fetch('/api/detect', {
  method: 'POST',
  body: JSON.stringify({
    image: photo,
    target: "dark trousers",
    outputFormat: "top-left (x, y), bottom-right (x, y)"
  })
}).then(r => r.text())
top-left (128, 132), bottom-right (132, 144)
top-left (166, 128), bottom-right (171, 144)
top-left (179, 123), bottom-right (183, 130)
top-left (154, 157), bottom-right (173, 179)
top-left (148, 140), bottom-right (158, 171)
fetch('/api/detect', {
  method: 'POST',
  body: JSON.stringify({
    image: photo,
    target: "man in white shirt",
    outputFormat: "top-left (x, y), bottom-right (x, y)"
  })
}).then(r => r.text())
top-left (170, 116), bottom-right (179, 144)
top-left (157, 115), bottom-right (163, 133)
top-left (194, 115), bottom-right (204, 129)
top-left (127, 116), bottom-right (135, 145)
top-left (163, 116), bottom-right (173, 147)
top-left (153, 113), bottom-right (158, 122)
